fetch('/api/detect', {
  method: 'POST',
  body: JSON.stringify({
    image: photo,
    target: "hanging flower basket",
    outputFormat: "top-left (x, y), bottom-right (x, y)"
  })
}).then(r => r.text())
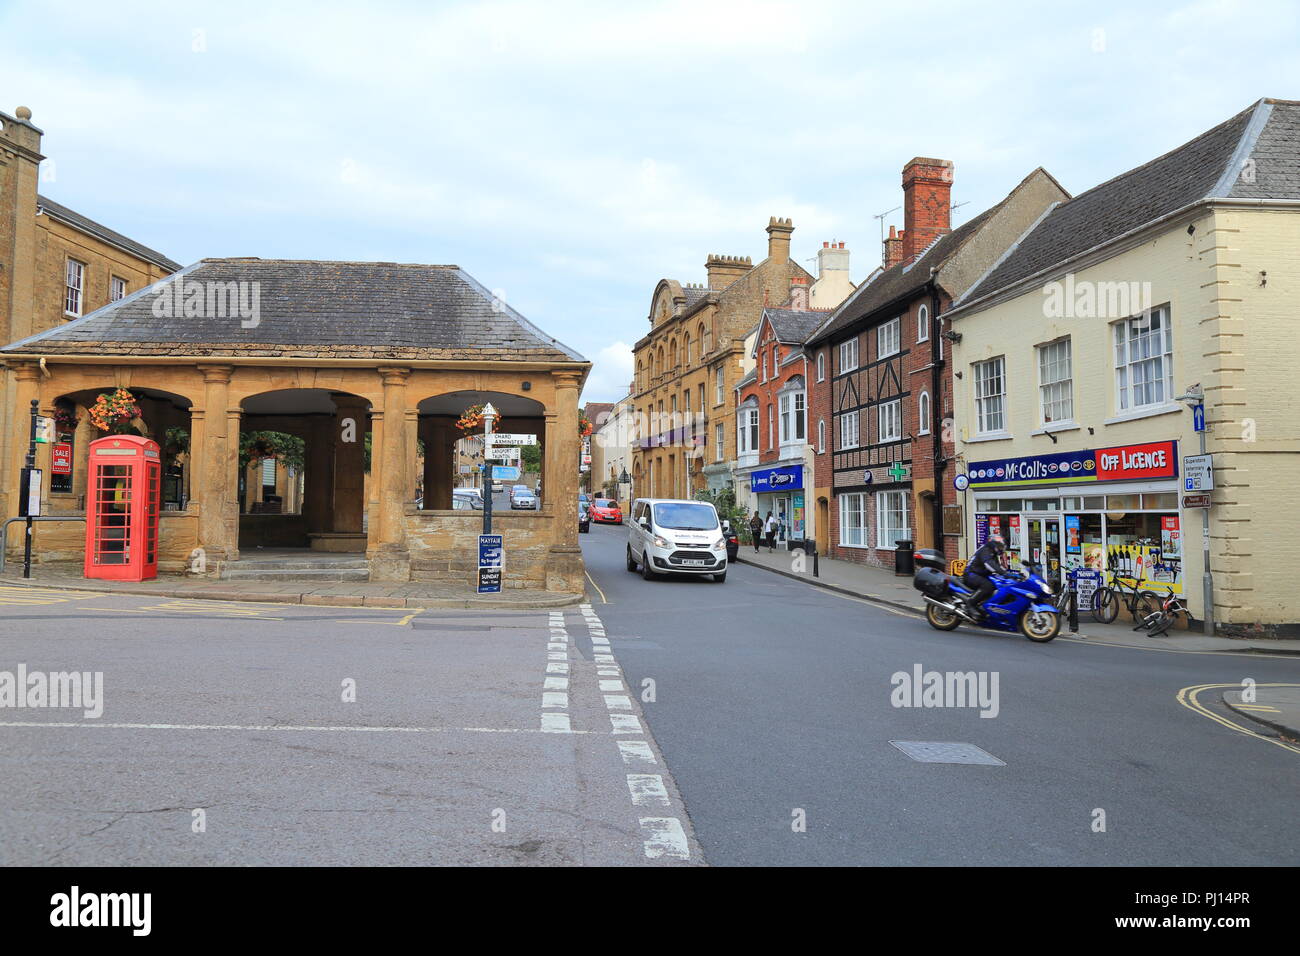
top-left (457, 403), bottom-right (497, 435)
top-left (88, 388), bottom-right (142, 435)
top-left (54, 407), bottom-right (80, 438)
top-left (578, 414), bottom-right (594, 438)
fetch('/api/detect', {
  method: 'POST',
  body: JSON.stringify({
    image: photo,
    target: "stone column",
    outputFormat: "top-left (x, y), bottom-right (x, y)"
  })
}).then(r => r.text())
top-left (541, 412), bottom-right (559, 513)
top-left (303, 415), bottom-right (335, 534)
top-left (192, 365), bottom-right (237, 564)
top-left (546, 371), bottom-right (584, 593)
top-left (332, 395), bottom-right (369, 535)
top-left (370, 367), bottom-right (410, 581)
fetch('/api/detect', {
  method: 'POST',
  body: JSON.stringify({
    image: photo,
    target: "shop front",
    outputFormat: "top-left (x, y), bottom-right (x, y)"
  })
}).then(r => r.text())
top-left (966, 440), bottom-right (1182, 598)
top-left (750, 464), bottom-right (806, 550)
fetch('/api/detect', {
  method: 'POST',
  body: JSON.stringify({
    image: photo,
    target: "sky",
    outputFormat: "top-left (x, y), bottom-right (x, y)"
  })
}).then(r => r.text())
top-left (2, 0), bottom-right (1297, 402)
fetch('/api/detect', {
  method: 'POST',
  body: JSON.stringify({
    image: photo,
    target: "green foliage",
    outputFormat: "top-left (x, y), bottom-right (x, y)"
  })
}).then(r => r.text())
top-left (693, 486), bottom-right (749, 537)
top-left (521, 444), bottom-right (542, 474)
top-left (240, 431), bottom-right (306, 472)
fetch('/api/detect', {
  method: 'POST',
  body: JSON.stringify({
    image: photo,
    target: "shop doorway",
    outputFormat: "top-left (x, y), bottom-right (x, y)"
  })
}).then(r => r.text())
top-left (1023, 515), bottom-right (1062, 588)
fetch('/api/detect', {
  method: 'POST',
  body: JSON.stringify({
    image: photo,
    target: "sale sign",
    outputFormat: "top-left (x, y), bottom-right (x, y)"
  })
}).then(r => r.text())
top-left (52, 442), bottom-right (73, 475)
top-left (1095, 440), bottom-right (1178, 482)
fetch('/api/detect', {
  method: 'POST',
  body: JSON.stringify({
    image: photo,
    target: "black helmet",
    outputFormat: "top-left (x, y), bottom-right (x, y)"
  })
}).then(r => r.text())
top-left (986, 534), bottom-right (1006, 552)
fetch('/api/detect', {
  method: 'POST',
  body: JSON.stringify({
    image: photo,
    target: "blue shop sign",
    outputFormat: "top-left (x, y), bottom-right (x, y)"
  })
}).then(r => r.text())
top-left (967, 449), bottom-right (1097, 488)
top-left (752, 465), bottom-right (803, 493)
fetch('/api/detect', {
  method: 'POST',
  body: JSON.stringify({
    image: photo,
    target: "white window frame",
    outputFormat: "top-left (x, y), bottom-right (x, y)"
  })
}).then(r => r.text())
top-left (768, 404), bottom-right (774, 449)
top-left (839, 338), bottom-right (858, 374)
top-left (714, 367), bottom-right (724, 405)
top-left (715, 423), bottom-right (724, 462)
top-left (1114, 308), bottom-right (1172, 412)
top-left (779, 393), bottom-right (791, 443)
top-left (816, 351), bottom-right (825, 382)
top-left (818, 419), bottom-right (825, 454)
top-left (917, 304), bottom-right (929, 342)
top-left (917, 391), bottom-right (931, 435)
top-left (876, 490), bottom-right (909, 549)
top-left (839, 493), bottom-right (869, 548)
top-left (877, 398), bottom-right (902, 443)
top-left (1037, 338), bottom-right (1074, 425)
top-left (747, 406), bottom-right (759, 451)
top-left (64, 259), bottom-right (85, 317)
top-left (761, 352), bottom-right (768, 383)
top-left (110, 275), bottom-right (127, 302)
top-left (878, 317), bottom-right (900, 358)
top-left (839, 409), bottom-right (859, 450)
top-left (973, 357), bottom-right (1006, 435)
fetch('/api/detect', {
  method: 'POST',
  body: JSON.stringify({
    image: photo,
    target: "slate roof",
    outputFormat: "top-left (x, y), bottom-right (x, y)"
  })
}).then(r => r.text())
top-left (762, 307), bottom-right (829, 345)
top-left (37, 195), bottom-right (182, 273)
top-left (806, 207), bottom-right (996, 346)
top-left (2, 258), bottom-right (586, 362)
top-left (682, 285), bottom-right (709, 309)
top-left (960, 98), bottom-right (1300, 307)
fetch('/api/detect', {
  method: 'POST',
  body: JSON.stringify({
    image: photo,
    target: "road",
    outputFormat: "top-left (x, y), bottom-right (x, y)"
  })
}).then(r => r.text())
top-left (0, 524), bottom-right (1295, 867)
top-left (579, 521), bottom-right (1299, 866)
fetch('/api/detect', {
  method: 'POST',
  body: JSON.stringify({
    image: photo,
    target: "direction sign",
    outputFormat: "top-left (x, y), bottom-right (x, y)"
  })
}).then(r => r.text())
top-left (1183, 454), bottom-right (1214, 492)
top-left (491, 465), bottom-right (521, 481)
top-left (487, 433), bottom-right (538, 447)
top-left (34, 416), bottom-right (55, 444)
top-left (485, 446), bottom-right (521, 461)
top-left (1183, 494), bottom-right (1211, 509)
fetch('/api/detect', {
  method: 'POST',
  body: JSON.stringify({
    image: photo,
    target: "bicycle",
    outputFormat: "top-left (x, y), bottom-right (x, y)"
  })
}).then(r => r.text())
top-left (1139, 586), bottom-right (1187, 636)
top-left (1091, 570), bottom-right (1159, 628)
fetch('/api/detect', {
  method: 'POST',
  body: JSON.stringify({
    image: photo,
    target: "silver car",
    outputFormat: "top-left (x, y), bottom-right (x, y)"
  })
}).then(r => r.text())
top-left (510, 484), bottom-right (537, 510)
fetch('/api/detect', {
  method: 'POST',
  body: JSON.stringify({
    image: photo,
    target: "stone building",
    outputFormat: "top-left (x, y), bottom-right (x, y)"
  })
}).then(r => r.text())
top-left (1, 104), bottom-right (180, 526)
top-left (1, 257), bottom-right (590, 593)
top-left (631, 218), bottom-right (814, 501)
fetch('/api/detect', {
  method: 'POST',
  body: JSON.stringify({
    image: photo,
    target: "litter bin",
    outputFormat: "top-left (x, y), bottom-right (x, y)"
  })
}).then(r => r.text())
top-left (894, 540), bottom-right (915, 576)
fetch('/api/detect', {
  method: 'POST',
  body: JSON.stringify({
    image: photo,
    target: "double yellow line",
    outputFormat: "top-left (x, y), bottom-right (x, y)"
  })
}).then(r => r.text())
top-left (1176, 682), bottom-right (1300, 755)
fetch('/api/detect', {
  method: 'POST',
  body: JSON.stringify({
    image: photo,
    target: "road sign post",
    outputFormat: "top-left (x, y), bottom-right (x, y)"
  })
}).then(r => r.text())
top-left (20, 400), bottom-right (38, 579)
top-left (481, 403), bottom-right (497, 535)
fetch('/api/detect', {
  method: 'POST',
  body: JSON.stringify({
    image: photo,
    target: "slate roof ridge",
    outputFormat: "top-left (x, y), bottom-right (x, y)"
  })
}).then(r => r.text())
top-left (452, 266), bottom-right (586, 362)
top-left (37, 194), bottom-right (182, 272)
top-left (197, 256), bottom-right (461, 269)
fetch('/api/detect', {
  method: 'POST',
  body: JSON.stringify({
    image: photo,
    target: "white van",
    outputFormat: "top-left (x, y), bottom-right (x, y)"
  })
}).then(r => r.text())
top-left (626, 498), bottom-right (728, 583)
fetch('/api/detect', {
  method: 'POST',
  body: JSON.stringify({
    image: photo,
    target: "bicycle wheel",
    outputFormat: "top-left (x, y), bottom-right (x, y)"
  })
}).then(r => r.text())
top-left (1135, 591), bottom-right (1160, 624)
top-left (1146, 610), bottom-right (1175, 637)
top-left (1092, 587), bottom-right (1119, 624)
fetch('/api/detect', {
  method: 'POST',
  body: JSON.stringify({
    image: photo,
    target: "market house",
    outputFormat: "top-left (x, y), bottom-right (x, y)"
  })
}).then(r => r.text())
top-left (0, 258), bottom-right (590, 592)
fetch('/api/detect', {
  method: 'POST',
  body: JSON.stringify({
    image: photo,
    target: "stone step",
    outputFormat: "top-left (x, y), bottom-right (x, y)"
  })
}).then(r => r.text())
top-left (221, 567), bottom-right (371, 582)
top-left (225, 557), bottom-right (368, 571)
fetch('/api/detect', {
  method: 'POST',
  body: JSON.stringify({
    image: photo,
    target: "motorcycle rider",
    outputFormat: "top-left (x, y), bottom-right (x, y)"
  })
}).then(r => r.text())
top-left (962, 534), bottom-right (1009, 619)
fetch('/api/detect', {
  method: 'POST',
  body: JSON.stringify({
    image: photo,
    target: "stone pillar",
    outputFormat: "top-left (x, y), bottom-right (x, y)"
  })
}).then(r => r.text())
top-left (370, 367), bottom-right (410, 581)
top-left (189, 366), bottom-right (238, 564)
top-left (332, 395), bottom-right (368, 535)
top-left (542, 412), bottom-right (558, 513)
top-left (303, 415), bottom-right (335, 534)
top-left (547, 371), bottom-right (584, 593)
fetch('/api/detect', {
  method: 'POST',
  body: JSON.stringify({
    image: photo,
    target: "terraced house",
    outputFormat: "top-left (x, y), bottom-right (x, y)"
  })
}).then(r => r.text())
top-left (947, 98), bottom-right (1300, 633)
top-left (806, 158), bottom-right (1067, 566)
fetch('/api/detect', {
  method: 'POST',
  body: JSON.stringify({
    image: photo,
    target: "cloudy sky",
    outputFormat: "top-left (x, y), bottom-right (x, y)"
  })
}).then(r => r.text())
top-left (3, 0), bottom-right (1296, 401)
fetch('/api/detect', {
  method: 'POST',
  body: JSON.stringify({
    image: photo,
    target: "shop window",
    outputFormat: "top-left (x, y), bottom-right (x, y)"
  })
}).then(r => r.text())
top-left (1142, 492), bottom-right (1178, 510)
top-left (876, 490), bottom-right (909, 549)
top-left (1083, 496), bottom-right (1105, 510)
top-left (1105, 494), bottom-right (1141, 512)
top-left (840, 493), bottom-right (869, 547)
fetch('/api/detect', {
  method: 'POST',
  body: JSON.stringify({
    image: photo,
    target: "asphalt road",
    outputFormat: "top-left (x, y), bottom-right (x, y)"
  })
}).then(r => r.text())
top-left (578, 522), bottom-right (1300, 866)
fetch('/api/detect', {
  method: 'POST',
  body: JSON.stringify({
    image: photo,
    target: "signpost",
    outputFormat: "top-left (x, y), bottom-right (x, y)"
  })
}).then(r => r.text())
top-left (491, 465), bottom-right (521, 482)
top-left (1183, 454), bottom-right (1214, 492)
top-left (19, 400), bottom-right (39, 578)
top-left (481, 404), bottom-right (498, 535)
top-left (1182, 494), bottom-right (1211, 509)
top-left (1177, 386), bottom-right (1214, 635)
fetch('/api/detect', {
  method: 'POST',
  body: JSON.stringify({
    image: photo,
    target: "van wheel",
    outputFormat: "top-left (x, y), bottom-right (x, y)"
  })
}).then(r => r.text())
top-left (641, 557), bottom-right (658, 581)
top-left (713, 570), bottom-right (726, 583)
top-left (626, 547), bottom-right (638, 573)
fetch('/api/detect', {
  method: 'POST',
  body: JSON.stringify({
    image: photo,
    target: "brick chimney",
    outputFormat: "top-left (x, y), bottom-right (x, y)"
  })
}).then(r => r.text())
top-left (766, 216), bottom-right (794, 262)
top-left (788, 275), bottom-right (809, 312)
top-left (705, 254), bottom-right (752, 290)
top-left (883, 225), bottom-right (905, 269)
top-left (901, 157), bottom-right (953, 262)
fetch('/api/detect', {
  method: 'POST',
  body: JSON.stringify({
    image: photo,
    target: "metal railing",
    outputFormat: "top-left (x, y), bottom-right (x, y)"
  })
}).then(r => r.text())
top-left (0, 515), bottom-right (87, 575)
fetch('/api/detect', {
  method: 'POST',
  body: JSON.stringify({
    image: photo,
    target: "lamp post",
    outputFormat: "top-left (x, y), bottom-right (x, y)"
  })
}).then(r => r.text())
top-left (1177, 386), bottom-right (1213, 636)
top-left (481, 402), bottom-right (497, 535)
top-left (618, 466), bottom-right (631, 509)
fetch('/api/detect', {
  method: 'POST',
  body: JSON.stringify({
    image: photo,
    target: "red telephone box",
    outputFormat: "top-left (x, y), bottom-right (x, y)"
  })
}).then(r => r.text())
top-left (84, 435), bottom-right (161, 581)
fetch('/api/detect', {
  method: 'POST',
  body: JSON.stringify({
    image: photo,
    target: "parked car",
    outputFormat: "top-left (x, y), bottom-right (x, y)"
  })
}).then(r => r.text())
top-left (491, 481), bottom-right (503, 493)
top-left (510, 484), bottom-right (537, 510)
top-left (578, 505), bottom-right (591, 534)
top-left (722, 520), bottom-right (739, 561)
top-left (589, 498), bottom-right (623, 524)
top-left (452, 490), bottom-right (483, 510)
top-left (626, 498), bottom-right (727, 582)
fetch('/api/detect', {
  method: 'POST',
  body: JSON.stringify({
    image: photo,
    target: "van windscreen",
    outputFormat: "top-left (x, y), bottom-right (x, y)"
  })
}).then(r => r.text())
top-left (652, 502), bottom-right (718, 531)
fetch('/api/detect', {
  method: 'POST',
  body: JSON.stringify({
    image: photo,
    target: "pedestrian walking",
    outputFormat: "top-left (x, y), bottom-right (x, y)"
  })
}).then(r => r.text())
top-left (764, 511), bottom-right (779, 553)
top-left (749, 511), bottom-right (763, 553)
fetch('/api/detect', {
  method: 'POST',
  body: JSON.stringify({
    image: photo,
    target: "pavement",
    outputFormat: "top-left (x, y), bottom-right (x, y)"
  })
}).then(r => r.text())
top-left (734, 544), bottom-right (1300, 656)
top-left (1222, 685), bottom-right (1300, 740)
top-left (0, 565), bottom-right (582, 610)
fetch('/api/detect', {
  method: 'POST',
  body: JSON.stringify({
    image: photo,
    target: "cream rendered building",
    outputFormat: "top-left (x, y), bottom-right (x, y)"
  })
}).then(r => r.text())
top-left (947, 98), bottom-right (1300, 633)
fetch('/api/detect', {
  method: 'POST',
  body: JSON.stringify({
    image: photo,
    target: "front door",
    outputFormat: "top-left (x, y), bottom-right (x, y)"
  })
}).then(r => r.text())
top-left (1024, 516), bottom-right (1062, 587)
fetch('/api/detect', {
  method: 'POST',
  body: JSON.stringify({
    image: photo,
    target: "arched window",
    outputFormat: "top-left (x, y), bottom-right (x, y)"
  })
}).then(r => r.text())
top-left (918, 391), bottom-right (931, 434)
top-left (918, 304), bottom-right (930, 343)
top-left (818, 418), bottom-right (825, 454)
top-left (816, 351), bottom-right (825, 382)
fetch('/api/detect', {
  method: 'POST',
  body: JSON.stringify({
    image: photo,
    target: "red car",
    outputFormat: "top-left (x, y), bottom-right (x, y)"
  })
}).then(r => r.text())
top-left (588, 498), bottom-right (623, 524)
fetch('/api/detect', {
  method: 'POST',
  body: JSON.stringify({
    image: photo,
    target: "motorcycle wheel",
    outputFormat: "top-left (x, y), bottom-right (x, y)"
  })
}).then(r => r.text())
top-left (925, 602), bottom-right (961, 631)
top-left (1020, 608), bottom-right (1061, 642)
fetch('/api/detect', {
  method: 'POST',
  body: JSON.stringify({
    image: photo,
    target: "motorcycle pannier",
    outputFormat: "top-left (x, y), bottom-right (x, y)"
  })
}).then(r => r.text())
top-left (913, 549), bottom-right (947, 570)
top-left (913, 566), bottom-right (951, 598)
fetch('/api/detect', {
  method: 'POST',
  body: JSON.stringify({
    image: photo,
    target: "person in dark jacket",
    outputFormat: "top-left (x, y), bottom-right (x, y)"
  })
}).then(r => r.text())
top-left (749, 512), bottom-right (764, 553)
top-left (962, 534), bottom-right (1009, 618)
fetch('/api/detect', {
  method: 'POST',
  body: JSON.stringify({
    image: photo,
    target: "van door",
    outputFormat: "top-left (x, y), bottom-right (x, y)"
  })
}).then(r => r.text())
top-left (630, 500), bottom-right (646, 560)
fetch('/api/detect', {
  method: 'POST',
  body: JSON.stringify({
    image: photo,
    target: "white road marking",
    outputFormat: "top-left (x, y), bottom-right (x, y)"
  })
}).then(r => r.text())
top-left (594, 654), bottom-right (615, 663)
top-left (639, 818), bottom-right (690, 860)
top-left (604, 694), bottom-right (633, 710)
top-left (617, 740), bottom-right (657, 765)
top-left (626, 774), bottom-right (670, 807)
top-left (540, 713), bottom-right (572, 734)
top-left (597, 665), bottom-right (621, 677)
top-left (609, 714), bottom-right (643, 734)
top-left (548, 652), bottom-right (567, 661)
top-left (0, 720), bottom-right (601, 735)
top-left (599, 679), bottom-right (626, 692)
top-left (544, 677), bottom-right (569, 691)
top-left (542, 692), bottom-right (568, 709)
top-left (546, 662), bottom-right (569, 674)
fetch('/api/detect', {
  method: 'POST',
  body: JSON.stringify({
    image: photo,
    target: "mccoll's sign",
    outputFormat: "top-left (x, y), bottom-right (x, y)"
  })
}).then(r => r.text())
top-left (967, 440), bottom-right (1178, 488)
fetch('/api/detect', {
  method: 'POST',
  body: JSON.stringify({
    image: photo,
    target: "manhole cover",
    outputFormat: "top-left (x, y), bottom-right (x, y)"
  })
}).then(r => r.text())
top-left (890, 741), bottom-right (1005, 765)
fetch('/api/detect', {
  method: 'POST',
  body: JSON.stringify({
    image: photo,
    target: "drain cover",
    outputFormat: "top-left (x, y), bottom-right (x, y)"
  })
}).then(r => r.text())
top-left (890, 741), bottom-right (1005, 765)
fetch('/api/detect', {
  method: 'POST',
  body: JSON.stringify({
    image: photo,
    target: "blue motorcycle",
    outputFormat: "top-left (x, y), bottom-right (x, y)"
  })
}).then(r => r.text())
top-left (912, 550), bottom-right (1061, 642)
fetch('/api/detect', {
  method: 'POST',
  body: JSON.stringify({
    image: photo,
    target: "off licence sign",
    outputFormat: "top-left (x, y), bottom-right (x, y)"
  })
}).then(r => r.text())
top-left (1095, 441), bottom-right (1178, 482)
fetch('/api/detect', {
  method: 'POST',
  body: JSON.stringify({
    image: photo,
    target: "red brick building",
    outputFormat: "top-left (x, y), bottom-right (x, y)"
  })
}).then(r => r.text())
top-left (806, 159), bottom-right (1068, 568)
